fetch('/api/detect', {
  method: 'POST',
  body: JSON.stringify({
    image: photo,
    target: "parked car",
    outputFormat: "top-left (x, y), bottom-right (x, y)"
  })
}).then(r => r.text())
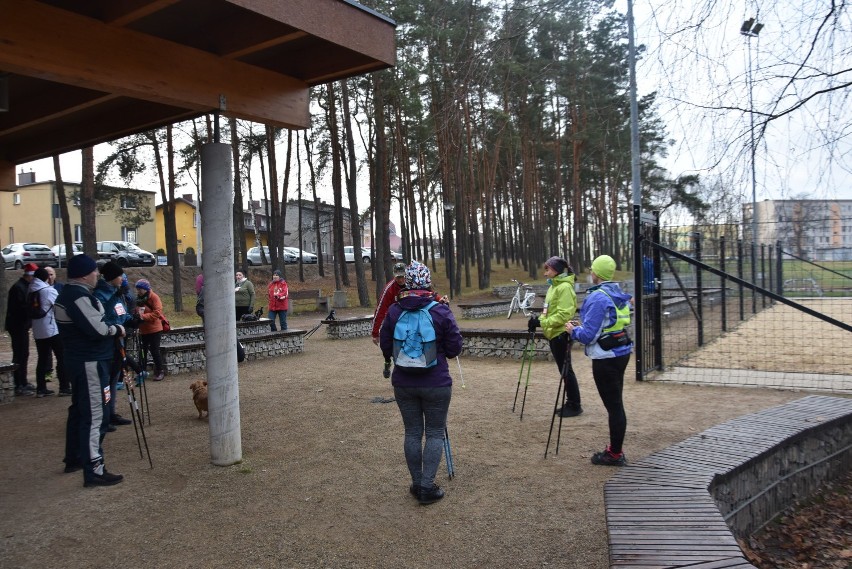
top-left (390, 251), bottom-right (403, 260)
top-left (247, 246), bottom-right (298, 266)
top-left (2, 242), bottom-right (58, 269)
top-left (343, 246), bottom-right (373, 264)
top-left (96, 240), bottom-right (156, 267)
top-left (50, 243), bottom-right (84, 266)
top-left (283, 247), bottom-right (318, 264)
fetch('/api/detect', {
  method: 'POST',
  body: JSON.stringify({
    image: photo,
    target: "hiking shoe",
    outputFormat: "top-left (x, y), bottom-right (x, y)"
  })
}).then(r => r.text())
top-left (15, 385), bottom-right (35, 396)
top-left (418, 485), bottom-right (445, 505)
top-left (36, 388), bottom-right (55, 398)
top-left (63, 463), bottom-right (82, 474)
top-left (383, 360), bottom-right (392, 379)
top-left (591, 446), bottom-right (626, 467)
top-left (106, 424), bottom-right (117, 432)
top-left (556, 404), bottom-right (583, 418)
top-left (110, 414), bottom-right (132, 426)
top-left (84, 470), bottom-right (124, 487)
top-left (116, 381), bottom-right (125, 391)
top-left (153, 372), bottom-right (165, 381)
top-left (58, 388), bottom-right (73, 397)
top-left (409, 484), bottom-right (419, 498)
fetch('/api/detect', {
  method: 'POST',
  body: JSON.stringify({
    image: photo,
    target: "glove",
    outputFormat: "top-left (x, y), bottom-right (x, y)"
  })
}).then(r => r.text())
top-left (527, 316), bottom-right (540, 333)
top-left (124, 314), bottom-right (142, 329)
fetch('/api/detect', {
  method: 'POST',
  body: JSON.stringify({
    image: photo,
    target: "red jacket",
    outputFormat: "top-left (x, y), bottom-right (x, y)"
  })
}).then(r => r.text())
top-left (371, 279), bottom-right (403, 339)
top-left (137, 290), bottom-right (164, 335)
top-left (268, 280), bottom-right (289, 311)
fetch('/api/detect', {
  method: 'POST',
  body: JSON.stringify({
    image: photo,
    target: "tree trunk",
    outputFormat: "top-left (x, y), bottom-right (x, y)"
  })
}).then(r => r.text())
top-left (80, 147), bottom-right (97, 256)
top-left (53, 155), bottom-right (74, 268)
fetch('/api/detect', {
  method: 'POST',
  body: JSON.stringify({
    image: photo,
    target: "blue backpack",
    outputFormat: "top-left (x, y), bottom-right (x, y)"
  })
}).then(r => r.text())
top-left (392, 301), bottom-right (439, 369)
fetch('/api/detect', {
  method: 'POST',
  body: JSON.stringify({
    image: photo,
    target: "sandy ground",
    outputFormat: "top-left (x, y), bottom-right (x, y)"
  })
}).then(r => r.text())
top-left (0, 304), bottom-right (824, 569)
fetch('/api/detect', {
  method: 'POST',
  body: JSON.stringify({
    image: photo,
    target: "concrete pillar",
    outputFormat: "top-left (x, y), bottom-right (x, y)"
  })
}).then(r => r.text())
top-left (200, 143), bottom-right (242, 466)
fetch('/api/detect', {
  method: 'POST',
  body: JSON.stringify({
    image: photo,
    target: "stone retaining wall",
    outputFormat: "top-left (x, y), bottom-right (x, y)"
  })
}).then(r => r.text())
top-left (323, 316), bottom-right (372, 339)
top-left (459, 328), bottom-right (555, 360)
top-left (158, 320), bottom-right (272, 347)
top-left (159, 330), bottom-right (304, 375)
top-left (457, 301), bottom-right (511, 319)
top-left (0, 362), bottom-right (16, 404)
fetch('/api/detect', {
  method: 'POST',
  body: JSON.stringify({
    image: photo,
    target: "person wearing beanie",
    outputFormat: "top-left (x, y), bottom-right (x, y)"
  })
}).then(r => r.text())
top-left (94, 262), bottom-right (137, 428)
top-left (267, 270), bottom-right (289, 331)
top-left (135, 278), bottom-right (166, 381)
top-left (5, 262), bottom-right (38, 395)
top-left (565, 254), bottom-right (633, 467)
top-left (528, 255), bottom-right (582, 417)
top-left (379, 260), bottom-right (463, 505)
top-left (29, 267), bottom-right (67, 397)
top-left (54, 255), bottom-right (127, 486)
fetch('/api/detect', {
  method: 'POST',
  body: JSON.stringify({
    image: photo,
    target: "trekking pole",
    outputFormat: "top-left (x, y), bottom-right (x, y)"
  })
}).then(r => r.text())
top-left (455, 356), bottom-right (465, 389)
top-left (126, 371), bottom-right (153, 468)
top-left (123, 368), bottom-right (144, 460)
top-left (512, 330), bottom-right (535, 419)
top-left (444, 427), bottom-right (455, 479)
top-left (544, 376), bottom-right (564, 459)
top-left (137, 335), bottom-right (151, 425)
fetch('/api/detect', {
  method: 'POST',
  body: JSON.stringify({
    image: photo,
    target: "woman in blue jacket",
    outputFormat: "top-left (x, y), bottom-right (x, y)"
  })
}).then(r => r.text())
top-left (565, 255), bottom-right (633, 466)
top-left (380, 261), bottom-right (463, 505)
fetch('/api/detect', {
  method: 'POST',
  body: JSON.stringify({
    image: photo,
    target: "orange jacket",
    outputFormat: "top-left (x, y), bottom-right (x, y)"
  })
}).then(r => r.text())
top-left (137, 290), bottom-right (165, 335)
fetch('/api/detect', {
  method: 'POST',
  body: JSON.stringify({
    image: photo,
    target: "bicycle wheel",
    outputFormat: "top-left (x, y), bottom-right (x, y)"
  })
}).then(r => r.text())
top-left (507, 297), bottom-right (517, 319)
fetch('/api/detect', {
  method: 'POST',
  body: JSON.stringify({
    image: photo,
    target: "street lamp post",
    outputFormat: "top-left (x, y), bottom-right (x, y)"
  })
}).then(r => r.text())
top-left (741, 18), bottom-right (762, 295)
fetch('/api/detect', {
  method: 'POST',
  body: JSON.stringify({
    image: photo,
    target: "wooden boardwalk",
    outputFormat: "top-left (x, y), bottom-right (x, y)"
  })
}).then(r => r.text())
top-left (604, 395), bottom-right (852, 568)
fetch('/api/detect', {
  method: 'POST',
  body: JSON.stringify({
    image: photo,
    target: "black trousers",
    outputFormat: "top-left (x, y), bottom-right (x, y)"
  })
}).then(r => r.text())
top-left (9, 327), bottom-right (30, 388)
top-left (591, 353), bottom-right (630, 453)
top-left (549, 332), bottom-right (580, 406)
top-left (140, 332), bottom-right (164, 374)
top-left (35, 334), bottom-right (68, 391)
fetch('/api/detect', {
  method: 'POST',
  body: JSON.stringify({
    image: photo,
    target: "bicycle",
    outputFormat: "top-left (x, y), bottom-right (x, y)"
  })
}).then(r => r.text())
top-left (507, 279), bottom-right (536, 319)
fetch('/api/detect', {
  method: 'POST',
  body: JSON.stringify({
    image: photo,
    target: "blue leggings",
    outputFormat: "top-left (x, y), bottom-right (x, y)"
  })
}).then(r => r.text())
top-left (393, 386), bottom-right (452, 490)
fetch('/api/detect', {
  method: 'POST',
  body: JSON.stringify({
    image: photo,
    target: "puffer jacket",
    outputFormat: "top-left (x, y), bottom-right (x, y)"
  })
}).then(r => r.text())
top-left (268, 280), bottom-right (289, 311)
top-left (28, 277), bottom-right (58, 340)
top-left (539, 272), bottom-right (577, 340)
top-left (570, 281), bottom-right (633, 359)
top-left (379, 290), bottom-right (463, 389)
top-left (94, 279), bottom-right (133, 327)
top-left (136, 290), bottom-right (165, 335)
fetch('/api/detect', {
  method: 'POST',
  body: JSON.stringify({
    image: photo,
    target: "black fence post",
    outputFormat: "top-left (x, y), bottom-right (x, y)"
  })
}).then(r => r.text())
top-left (737, 239), bottom-right (745, 321)
top-left (775, 241), bottom-right (784, 296)
top-left (720, 236), bottom-right (727, 333)
top-left (760, 244), bottom-right (767, 309)
top-left (694, 231), bottom-right (704, 347)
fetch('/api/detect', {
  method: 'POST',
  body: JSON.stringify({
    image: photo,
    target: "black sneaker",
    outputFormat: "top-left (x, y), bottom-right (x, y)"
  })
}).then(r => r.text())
top-left (418, 485), bottom-right (445, 505)
top-left (556, 404), bottom-right (583, 418)
top-left (382, 360), bottom-right (392, 379)
top-left (63, 463), bottom-right (82, 474)
top-left (110, 414), bottom-right (132, 426)
top-left (409, 484), bottom-right (418, 498)
top-left (591, 447), bottom-right (626, 467)
top-left (58, 388), bottom-right (73, 397)
top-left (36, 388), bottom-right (55, 398)
top-left (84, 470), bottom-right (124, 487)
top-left (15, 385), bottom-right (35, 396)
top-left (106, 424), bottom-right (117, 432)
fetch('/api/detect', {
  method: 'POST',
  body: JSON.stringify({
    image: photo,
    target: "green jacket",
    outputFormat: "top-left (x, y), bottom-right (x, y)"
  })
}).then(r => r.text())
top-left (539, 272), bottom-right (577, 340)
top-left (235, 278), bottom-right (255, 309)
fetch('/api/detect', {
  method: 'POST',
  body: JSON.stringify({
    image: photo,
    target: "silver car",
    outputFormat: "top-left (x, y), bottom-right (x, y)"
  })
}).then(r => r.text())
top-left (247, 246), bottom-right (297, 265)
top-left (50, 243), bottom-right (84, 266)
top-left (283, 247), bottom-right (318, 264)
top-left (2, 242), bottom-right (58, 269)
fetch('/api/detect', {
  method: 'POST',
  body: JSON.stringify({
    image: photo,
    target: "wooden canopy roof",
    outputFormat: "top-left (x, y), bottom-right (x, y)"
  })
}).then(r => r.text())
top-left (0, 0), bottom-right (395, 189)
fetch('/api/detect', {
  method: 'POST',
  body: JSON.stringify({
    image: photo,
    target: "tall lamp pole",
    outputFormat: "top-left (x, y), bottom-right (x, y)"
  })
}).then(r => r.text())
top-left (741, 18), bottom-right (762, 290)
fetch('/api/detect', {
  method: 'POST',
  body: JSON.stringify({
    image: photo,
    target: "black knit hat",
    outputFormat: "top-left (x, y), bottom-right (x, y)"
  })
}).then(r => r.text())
top-left (99, 261), bottom-right (124, 282)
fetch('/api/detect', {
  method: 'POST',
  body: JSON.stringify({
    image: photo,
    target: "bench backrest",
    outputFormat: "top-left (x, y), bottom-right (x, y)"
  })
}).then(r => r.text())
top-left (289, 289), bottom-right (321, 300)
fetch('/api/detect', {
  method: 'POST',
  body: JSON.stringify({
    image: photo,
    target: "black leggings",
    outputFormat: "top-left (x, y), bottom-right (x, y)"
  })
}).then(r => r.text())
top-left (140, 332), bottom-right (164, 374)
top-left (591, 354), bottom-right (630, 453)
top-left (549, 332), bottom-right (580, 406)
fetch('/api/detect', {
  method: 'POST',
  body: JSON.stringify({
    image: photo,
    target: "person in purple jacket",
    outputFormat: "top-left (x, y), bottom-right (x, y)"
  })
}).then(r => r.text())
top-left (565, 255), bottom-right (633, 467)
top-left (380, 261), bottom-right (463, 505)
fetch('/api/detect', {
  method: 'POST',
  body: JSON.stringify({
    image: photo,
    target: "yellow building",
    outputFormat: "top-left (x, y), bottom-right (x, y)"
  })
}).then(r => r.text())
top-left (155, 195), bottom-right (202, 255)
top-left (0, 172), bottom-right (156, 250)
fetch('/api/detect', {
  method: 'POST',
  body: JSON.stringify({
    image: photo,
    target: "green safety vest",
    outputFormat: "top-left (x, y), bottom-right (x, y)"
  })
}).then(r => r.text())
top-left (596, 289), bottom-right (631, 335)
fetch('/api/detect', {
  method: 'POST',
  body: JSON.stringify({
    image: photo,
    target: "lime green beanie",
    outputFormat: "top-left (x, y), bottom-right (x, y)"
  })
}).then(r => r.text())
top-left (591, 255), bottom-right (616, 281)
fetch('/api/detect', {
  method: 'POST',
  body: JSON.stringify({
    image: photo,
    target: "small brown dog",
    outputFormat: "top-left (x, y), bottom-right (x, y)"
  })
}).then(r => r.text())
top-left (189, 379), bottom-right (208, 419)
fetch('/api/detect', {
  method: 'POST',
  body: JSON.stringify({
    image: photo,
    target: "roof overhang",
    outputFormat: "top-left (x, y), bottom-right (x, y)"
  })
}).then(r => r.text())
top-left (0, 0), bottom-right (395, 188)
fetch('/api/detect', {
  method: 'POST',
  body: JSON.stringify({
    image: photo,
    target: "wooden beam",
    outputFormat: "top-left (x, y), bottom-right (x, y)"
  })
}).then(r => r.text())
top-left (0, 161), bottom-right (14, 192)
top-left (0, 0), bottom-right (310, 129)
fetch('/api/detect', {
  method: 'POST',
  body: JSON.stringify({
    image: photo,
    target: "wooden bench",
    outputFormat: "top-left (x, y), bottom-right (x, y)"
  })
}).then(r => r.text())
top-left (287, 289), bottom-right (329, 313)
top-left (604, 395), bottom-right (852, 568)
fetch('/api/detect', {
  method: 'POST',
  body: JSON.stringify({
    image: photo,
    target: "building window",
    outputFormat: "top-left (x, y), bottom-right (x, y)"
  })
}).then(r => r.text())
top-left (74, 225), bottom-right (82, 242)
top-left (120, 196), bottom-right (137, 210)
top-left (13, 193), bottom-right (20, 205)
top-left (122, 227), bottom-right (137, 243)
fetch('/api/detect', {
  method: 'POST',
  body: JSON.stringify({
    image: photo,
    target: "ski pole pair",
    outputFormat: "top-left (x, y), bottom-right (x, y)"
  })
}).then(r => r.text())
top-left (512, 329), bottom-right (537, 420)
top-left (123, 367), bottom-right (153, 468)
